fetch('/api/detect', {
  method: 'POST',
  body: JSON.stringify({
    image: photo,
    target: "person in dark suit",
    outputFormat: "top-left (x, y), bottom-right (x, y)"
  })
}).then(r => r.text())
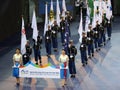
top-left (100, 24), bottom-right (106, 46)
top-left (68, 40), bottom-right (77, 78)
top-left (87, 25), bottom-right (94, 58)
top-left (82, 32), bottom-right (87, 44)
top-left (80, 32), bottom-right (87, 66)
top-left (25, 40), bottom-right (32, 56)
top-left (51, 21), bottom-right (59, 52)
top-left (106, 18), bottom-right (112, 40)
top-left (93, 21), bottom-right (101, 51)
top-left (65, 11), bottom-right (72, 37)
top-left (60, 17), bottom-right (66, 45)
top-left (33, 34), bottom-right (42, 65)
top-left (45, 25), bottom-right (52, 56)
top-left (80, 43), bottom-right (87, 66)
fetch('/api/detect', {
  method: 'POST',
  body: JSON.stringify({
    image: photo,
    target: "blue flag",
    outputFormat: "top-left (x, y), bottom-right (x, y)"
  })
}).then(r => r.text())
top-left (64, 20), bottom-right (69, 54)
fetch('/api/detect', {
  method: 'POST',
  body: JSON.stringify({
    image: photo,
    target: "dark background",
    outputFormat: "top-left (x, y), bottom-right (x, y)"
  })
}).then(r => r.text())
top-left (0, 0), bottom-right (120, 42)
top-left (0, 0), bottom-right (22, 41)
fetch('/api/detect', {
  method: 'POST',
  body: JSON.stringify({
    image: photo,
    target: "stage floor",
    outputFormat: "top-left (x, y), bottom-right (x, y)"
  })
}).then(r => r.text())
top-left (0, 17), bottom-right (120, 90)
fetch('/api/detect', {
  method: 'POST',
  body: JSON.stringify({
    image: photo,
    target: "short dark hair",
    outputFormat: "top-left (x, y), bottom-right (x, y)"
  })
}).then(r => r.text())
top-left (16, 48), bottom-right (20, 51)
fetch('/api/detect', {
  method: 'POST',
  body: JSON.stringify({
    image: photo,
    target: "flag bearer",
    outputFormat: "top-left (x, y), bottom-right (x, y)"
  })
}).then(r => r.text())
top-left (87, 25), bottom-right (94, 58)
top-left (68, 40), bottom-right (77, 78)
top-left (80, 32), bottom-right (87, 66)
top-left (45, 25), bottom-right (52, 56)
top-left (106, 18), bottom-right (112, 40)
top-left (33, 34), bottom-right (42, 65)
top-left (51, 21), bottom-right (59, 52)
top-left (93, 21), bottom-right (101, 51)
top-left (80, 43), bottom-right (87, 66)
top-left (65, 11), bottom-right (72, 37)
top-left (60, 17), bottom-right (66, 45)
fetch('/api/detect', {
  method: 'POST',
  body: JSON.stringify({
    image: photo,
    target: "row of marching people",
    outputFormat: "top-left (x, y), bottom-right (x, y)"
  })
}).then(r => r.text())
top-left (21, 11), bottom-right (73, 66)
top-left (44, 11), bottom-right (72, 55)
top-left (80, 15), bottom-right (112, 66)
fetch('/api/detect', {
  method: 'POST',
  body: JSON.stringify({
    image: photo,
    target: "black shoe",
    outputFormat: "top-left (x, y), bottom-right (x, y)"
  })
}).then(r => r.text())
top-left (88, 56), bottom-right (91, 59)
top-left (39, 60), bottom-right (42, 65)
top-left (73, 75), bottom-right (75, 78)
top-left (82, 64), bottom-right (85, 67)
top-left (36, 63), bottom-right (38, 65)
top-left (92, 54), bottom-right (94, 57)
top-left (47, 54), bottom-right (50, 57)
top-left (104, 42), bottom-right (106, 46)
top-left (16, 83), bottom-right (20, 86)
top-left (64, 83), bottom-right (67, 85)
top-left (70, 75), bottom-right (73, 78)
top-left (100, 44), bottom-right (103, 47)
top-left (108, 37), bottom-right (111, 40)
top-left (98, 48), bottom-right (101, 51)
top-left (96, 49), bottom-right (98, 52)
top-left (54, 49), bottom-right (58, 52)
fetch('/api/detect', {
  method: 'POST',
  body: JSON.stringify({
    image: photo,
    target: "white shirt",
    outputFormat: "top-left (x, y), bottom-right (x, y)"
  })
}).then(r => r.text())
top-left (13, 53), bottom-right (22, 62)
top-left (59, 55), bottom-right (69, 63)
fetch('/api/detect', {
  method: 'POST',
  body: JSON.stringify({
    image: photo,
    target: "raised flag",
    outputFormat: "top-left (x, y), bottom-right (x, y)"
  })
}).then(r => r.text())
top-left (87, 0), bottom-right (94, 23)
top-left (62, 0), bottom-right (67, 18)
top-left (44, 3), bottom-right (48, 36)
top-left (21, 17), bottom-right (27, 55)
top-left (101, 0), bottom-right (107, 14)
top-left (64, 19), bottom-right (69, 54)
top-left (85, 4), bottom-right (90, 32)
top-left (92, 0), bottom-right (99, 28)
top-left (106, 0), bottom-right (112, 20)
top-left (78, 9), bottom-right (83, 43)
top-left (49, 0), bottom-right (54, 26)
top-left (31, 10), bottom-right (38, 42)
top-left (56, 0), bottom-right (61, 26)
top-left (98, 0), bottom-right (103, 24)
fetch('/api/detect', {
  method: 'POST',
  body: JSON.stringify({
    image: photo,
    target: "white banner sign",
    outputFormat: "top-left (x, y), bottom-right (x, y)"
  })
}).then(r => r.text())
top-left (19, 63), bottom-right (60, 78)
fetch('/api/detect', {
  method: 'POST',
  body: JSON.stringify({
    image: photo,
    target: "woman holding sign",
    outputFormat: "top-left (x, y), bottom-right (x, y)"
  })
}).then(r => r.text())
top-left (13, 48), bottom-right (22, 86)
top-left (59, 49), bottom-right (69, 87)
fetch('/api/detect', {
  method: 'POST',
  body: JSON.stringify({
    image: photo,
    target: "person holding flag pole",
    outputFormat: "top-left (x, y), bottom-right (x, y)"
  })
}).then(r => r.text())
top-left (64, 17), bottom-right (70, 55)
top-left (106, 0), bottom-right (113, 40)
top-left (44, 3), bottom-right (52, 56)
top-left (32, 9), bottom-right (42, 65)
top-left (60, 17), bottom-right (66, 46)
top-left (50, 0), bottom-right (60, 52)
top-left (78, 9), bottom-right (88, 66)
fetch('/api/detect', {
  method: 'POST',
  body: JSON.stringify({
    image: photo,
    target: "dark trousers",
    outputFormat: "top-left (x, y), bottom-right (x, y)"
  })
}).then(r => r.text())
top-left (34, 49), bottom-right (41, 63)
top-left (68, 25), bottom-right (71, 37)
top-left (88, 44), bottom-right (94, 56)
top-left (107, 26), bottom-right (112, 38)
top-left (101, 33), bottom-right (106, 43)
top-left (69, 59), bottom-right (76, 74)
top-left (61, 32), bottom-right (65, 44)
top-left (52, 37), bottom-right (58, 49)
top-left (94, 38), bottom-right (100, 49)
top-left (76, 6), bottom-right (80, 16)
top-left (80, 50), bottom-right (87, 64)
top-left (45, 42), bottom-right (51, 55)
